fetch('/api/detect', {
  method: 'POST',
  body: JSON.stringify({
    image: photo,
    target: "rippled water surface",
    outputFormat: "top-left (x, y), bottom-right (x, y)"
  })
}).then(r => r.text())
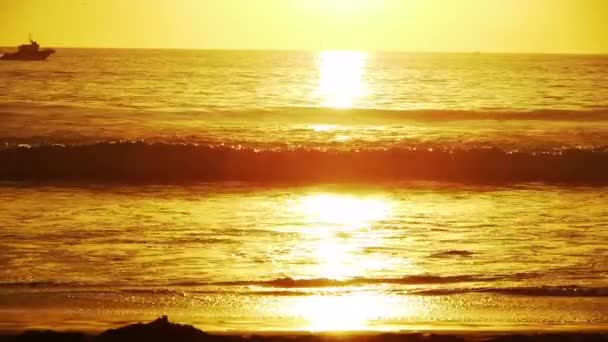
top-left (0, 50), bottom-right (607, 332)
top-left (1, 183), bottom-right (607, 331)
top-left (2, 50), bottom-right (608, 111)
top-left (1, 50), bottom-right (608, 149)
top-left (1, 184), bottom-right (607, 286)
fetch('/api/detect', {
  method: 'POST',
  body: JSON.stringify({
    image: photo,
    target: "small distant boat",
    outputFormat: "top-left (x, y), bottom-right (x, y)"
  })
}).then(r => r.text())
top-left (0, 37), bottom-right (55, 61)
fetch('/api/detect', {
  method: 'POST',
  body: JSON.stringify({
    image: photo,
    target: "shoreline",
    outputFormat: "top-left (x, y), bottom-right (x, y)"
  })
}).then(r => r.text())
top-left (0, 317), bottom-right (606, 342)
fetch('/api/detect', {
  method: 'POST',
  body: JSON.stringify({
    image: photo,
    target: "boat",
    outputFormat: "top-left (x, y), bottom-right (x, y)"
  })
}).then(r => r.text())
top-left (0, 37), bottom-right (55, 61)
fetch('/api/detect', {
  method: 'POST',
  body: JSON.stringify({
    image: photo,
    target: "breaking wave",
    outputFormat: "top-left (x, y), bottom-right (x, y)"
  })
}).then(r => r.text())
top-left (0, 273), bottom-right (540, 289)
top-left (209, 275), bottom-right (504, 287)
top-left (411, 286), bottom-right (608, 297)
top-left (271, 107), bottom-right (608, 122)
top-left (3, 103), bottom-right (608, 122)
top-left (2, 278), bottom-right (607, 297)
top-left (1, 142), bottom-right (607, 184)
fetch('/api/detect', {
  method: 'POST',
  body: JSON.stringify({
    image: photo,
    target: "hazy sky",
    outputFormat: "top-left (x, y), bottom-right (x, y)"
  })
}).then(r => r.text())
top-left (1, 0), bottom-right (607, 53)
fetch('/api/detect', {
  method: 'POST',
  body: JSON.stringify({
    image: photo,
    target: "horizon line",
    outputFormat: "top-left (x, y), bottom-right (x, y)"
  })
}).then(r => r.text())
top-left (1, 44), bottom-right (607, 56)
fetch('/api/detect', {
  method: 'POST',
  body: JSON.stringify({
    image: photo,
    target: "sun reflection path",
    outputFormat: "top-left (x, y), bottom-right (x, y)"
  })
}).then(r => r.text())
top-left (317, 51), bottom-right (368, 108)
top-left (299, 194), bottom-right (389, 228)
top-left (292, 193), bottom-right (393, 279)
top-left (285, 193), bottom-right (420, 331)
top-left (292, 293), bottom-right (416, 332)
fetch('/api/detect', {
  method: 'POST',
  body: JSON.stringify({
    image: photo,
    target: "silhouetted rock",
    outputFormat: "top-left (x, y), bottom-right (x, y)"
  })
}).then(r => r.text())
top-left (96, 316), bottom-right (210, 342)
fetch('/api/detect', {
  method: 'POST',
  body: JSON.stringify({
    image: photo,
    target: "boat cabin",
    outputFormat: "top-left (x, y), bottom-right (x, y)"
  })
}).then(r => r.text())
top-left (18, 40), bottom-right (40, 53)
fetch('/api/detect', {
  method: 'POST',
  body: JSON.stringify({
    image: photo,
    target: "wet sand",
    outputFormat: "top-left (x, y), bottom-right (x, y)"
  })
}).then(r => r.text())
top-left (0, 317), bottom-right (606, 342)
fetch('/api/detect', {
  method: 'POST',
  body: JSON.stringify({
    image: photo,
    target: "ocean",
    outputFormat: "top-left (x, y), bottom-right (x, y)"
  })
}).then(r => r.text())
top-left (0, 49), bottom-right (607, 333)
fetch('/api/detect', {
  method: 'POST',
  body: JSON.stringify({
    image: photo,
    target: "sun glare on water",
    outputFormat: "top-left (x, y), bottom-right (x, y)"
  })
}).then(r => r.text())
top-left (299, 194), bottom-right (389, 228)
top-left (317, 51), bottom-right (368, 108)
top-left (294, 293), bottom-right (401, 331)
top-left (287, 193), bottom-right (419, 331)
top-left (295, 194), bottom-right (392, 278)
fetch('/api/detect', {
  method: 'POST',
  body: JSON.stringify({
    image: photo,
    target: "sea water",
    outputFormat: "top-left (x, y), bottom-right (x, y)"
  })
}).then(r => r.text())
top-left (0, 49), bottom-right (607, 332)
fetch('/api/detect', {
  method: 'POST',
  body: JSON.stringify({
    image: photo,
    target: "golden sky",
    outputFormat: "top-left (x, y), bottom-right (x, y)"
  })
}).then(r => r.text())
top-left (1, 0), bottom-right (607, 53)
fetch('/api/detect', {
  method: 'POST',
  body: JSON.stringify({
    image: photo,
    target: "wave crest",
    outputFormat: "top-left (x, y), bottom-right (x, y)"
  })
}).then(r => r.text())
top-left (412, 286), bottom-right (608, 297)
top-left (1, 142), bottom-right (607, 184)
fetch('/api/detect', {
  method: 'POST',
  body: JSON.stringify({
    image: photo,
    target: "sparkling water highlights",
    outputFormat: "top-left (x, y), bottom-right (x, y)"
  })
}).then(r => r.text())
top-left (0, 49), bottom-right (607, 333)
top-left (1, 50), bottom-right (607, 150)
top-left (317, 51), bottom-right (368, 108)
top-left (1, 183), bottom-right (607, 332)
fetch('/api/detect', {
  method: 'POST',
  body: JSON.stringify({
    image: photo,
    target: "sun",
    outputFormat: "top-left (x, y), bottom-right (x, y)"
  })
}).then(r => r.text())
top-left (295, 0), bottom-right (373, 16)
top-left (325, 0), bottom-right (365, 9)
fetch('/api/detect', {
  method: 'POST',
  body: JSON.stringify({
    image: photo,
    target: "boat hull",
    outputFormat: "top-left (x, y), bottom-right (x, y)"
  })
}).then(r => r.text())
top-left (0, 49), bottom-right (55, 61)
